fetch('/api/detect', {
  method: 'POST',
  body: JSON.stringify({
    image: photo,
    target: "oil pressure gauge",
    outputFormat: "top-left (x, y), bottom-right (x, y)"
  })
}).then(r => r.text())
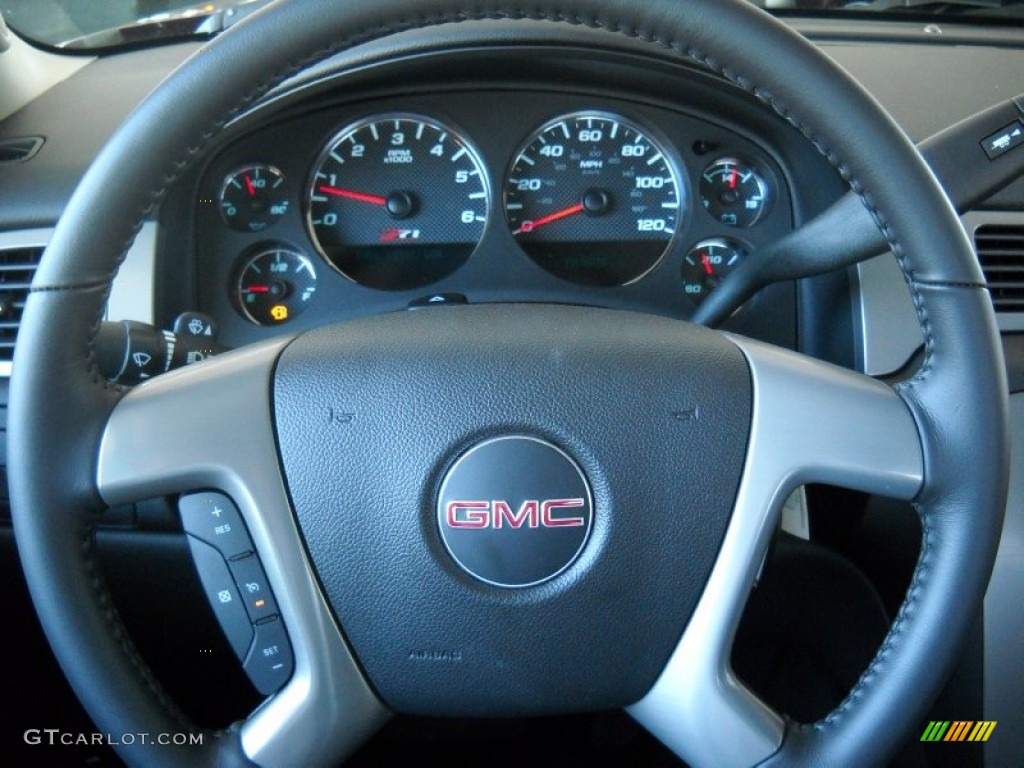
top-left (699, 157), bottom-right (769, 228)
top-left (219, 164), bottom-right (290, 232)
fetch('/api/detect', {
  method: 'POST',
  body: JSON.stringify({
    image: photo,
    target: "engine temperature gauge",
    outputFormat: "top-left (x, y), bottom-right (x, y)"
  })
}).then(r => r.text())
top-left (682, 238), bottom-right (747, 306)
top-left (699, 157), bottom-right (769, 228)
top-left (236, 245), bottom-right (317, 325)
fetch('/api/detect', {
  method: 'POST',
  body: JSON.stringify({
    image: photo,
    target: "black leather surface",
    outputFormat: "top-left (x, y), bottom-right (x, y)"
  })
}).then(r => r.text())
top-left (274, 304), bottom-right (750, 716)
top-left (693, 192), bottom-right (875, 326)
top-left (7, 289), bottom-right (256, 767)
top-left (762, 287), bottom-right (1008, 767)
top-left (7, 0), bottom-right (1008, 766)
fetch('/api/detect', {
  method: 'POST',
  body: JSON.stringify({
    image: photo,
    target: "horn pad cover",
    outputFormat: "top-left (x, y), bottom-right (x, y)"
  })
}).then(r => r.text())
top-left (273, 304), bottom-right (751, 716)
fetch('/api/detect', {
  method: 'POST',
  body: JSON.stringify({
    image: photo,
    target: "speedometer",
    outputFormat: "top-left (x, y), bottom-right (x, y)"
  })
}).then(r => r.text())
top-left (505, 112), bottom-right (682, 286)
top-left (307, 114), bottom-right (488, 291)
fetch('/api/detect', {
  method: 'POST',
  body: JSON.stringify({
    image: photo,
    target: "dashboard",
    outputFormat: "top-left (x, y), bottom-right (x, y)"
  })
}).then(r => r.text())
top-left (160, 39), bottom-right (850, 355)
top-left (2, 11), bottom-right (1024, 768)
top-left (196, 84), bottom-right (796, 344)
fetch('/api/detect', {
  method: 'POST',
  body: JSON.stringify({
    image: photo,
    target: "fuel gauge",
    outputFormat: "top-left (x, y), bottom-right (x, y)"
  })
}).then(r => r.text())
top-left (699, 157), bottom-right (769, 228)
top-left (235, 245), bottom-right (317, 325)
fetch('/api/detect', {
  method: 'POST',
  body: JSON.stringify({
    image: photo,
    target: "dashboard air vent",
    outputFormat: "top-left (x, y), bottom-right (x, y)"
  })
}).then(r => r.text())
top-left (976, 224), bottom-right (1024, 313)
top-left (0, 246), bottom-right (42, 363)
top-left (0, 136), bottom-right (44, 164)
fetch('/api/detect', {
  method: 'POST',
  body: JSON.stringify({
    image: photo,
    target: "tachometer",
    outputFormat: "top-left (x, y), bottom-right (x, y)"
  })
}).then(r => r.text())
top-left (306, 114), bottom-right (488, 291)
top-left (505, 112), bottom-right (682, 286)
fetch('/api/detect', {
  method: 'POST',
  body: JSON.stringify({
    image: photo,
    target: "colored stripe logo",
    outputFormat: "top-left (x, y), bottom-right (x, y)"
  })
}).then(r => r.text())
top-left (921, 721), bottom-right (997, 742)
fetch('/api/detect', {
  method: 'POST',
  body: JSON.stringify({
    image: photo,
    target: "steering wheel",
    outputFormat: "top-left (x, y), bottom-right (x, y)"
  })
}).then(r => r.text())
top-left (8, 1), bottom-right (1008, 766)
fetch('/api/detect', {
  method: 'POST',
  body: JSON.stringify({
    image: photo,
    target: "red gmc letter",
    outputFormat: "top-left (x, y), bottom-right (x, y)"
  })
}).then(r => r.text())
top-left (541, 498), bottom-right (586, 527)
top-left (493, 500), bottom-right (539, 528)
top-left (446, 501), bottom-right (490, 528)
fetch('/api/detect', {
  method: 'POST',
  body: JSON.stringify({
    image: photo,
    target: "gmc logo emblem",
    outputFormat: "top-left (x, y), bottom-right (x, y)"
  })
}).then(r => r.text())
top-left (446, 499), bottom-right (586, 529)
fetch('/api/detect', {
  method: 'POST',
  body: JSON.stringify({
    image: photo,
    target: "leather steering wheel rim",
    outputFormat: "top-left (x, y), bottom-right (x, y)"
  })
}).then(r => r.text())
top-left (8, 1), bottom-right (1008, 766)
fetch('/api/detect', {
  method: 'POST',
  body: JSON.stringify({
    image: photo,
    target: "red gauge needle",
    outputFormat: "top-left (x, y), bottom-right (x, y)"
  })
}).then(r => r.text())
top-left (245, 175), bottom-right (256, 197)
top-left (728, 169), bottom-right (738, 190)
top-left (701, 253), bottom-right (714, 276)
top-left (245, 286), bottom-right (270, 293)
top-left (514, 203), bottom-right (585, 235)
top-left (318, 185), bottom-right (388, 206)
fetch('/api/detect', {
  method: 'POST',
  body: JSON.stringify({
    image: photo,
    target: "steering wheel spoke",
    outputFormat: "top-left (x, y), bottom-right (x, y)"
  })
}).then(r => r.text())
top-left (628, 337), bottom-right (924, 768)
top-left (729, 336), bottom-right (924, 501)
top-left (96, 339), bottom-right (387, 767)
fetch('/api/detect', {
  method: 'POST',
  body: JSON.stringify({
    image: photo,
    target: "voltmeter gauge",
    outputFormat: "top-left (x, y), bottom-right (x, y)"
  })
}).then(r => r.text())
top-left (682, 238), bottom-right (747, 306)
top-left (219, 164), bottom-right (290, 232)
top-left (235, 245), bottom-right (317, 326)
top-left (699, 157), bottom-right (769, 228)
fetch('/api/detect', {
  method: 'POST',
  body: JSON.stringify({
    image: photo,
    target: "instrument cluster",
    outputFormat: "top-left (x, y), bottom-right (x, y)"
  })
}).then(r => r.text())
top-left (193, 90), bottom-right (793, 338)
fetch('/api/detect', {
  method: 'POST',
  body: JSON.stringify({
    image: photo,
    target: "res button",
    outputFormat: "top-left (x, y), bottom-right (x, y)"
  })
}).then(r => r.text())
top-left (179, 491), bottom-right (254, 560)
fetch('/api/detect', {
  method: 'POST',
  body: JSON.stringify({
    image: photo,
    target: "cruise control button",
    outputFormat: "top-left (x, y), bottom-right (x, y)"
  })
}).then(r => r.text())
top-left (186, 535), bottom-right (254, 660)
top-left (243, 617), bottom-right (294, 695)
top-left (228, 553), bottom-right (279, 623)
top-left (179, 491), bottom-right (253, 559)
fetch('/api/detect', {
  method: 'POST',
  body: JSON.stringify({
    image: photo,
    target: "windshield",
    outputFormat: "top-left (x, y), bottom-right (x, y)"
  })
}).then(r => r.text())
top-left (0, 1), bottom-right (260, 49)
top-left (2, 0), bottom-right (1024, 50)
